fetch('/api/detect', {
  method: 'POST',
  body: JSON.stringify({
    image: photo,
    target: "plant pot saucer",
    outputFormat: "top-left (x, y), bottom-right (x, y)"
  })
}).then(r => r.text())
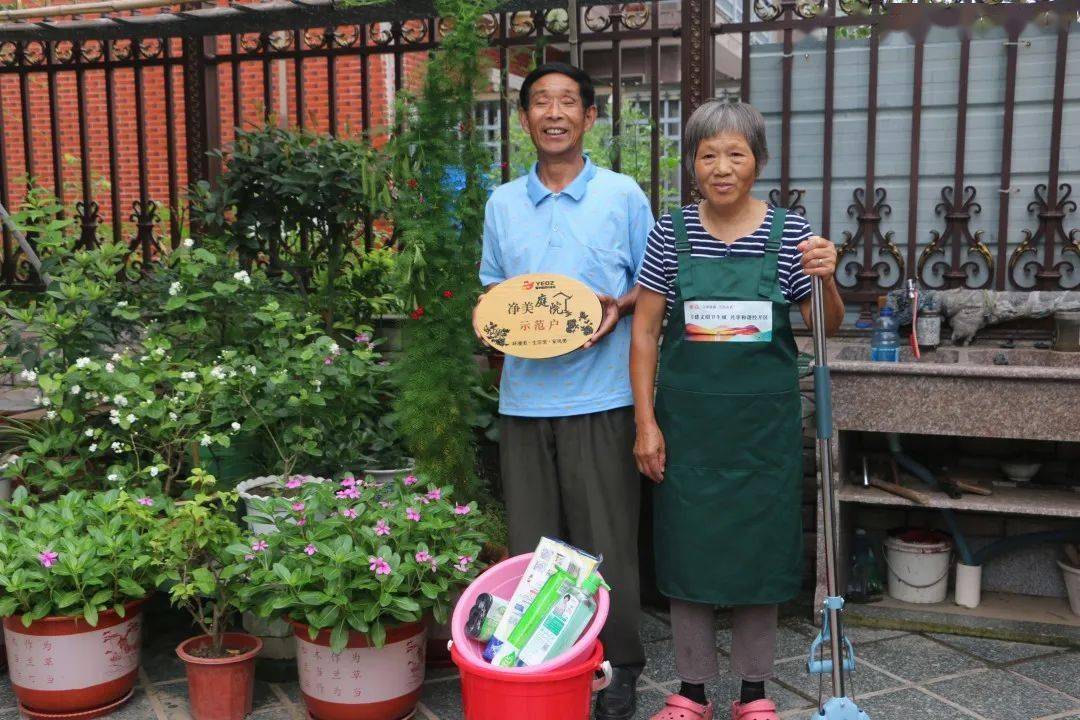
top-left (307, 712), bottom-right (415, 720)
top-left (18, 689), bottom-right (134, 720)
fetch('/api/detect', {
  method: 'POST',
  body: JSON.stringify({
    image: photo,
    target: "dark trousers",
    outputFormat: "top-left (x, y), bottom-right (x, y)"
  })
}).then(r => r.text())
top-left (499, 406), bottom-right (645, 668)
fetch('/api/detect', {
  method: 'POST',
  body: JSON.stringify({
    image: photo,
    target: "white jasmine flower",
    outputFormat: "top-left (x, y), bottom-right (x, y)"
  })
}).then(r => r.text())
top-left (231, 421), bottom-right (241, 431)
top-left (182, 238), bottom-right (194, 248)
top-left (152, 347), bottom-right (166, 358)
top-left (168, 412), bottom-right (179, 421)
top-left (88, 444), bottom-right (98, 452)
top-left (148, 466), bottom-right (159, 477)
top-left (107, 473), bottom-right (118, 482)
top-left (104, 362), bottom-right (114, 374)
top-left (116, 301), bottom-right (128, 308)
top-left (108, 410), bottom-right (120, 425)
top-left (40, 397), bottom-right (51, 407)
top-left (70, 385), bottom-right (81, 396)
top-left (200, 434), bottom-right (212, 447)
top-left (75, 357), bottom-right (92, 369)
top-left (210, 366), bottom-right (227, 380)
top-left (233, 270), bottom-right (251, 285)
top-left (113, 395), bottom-right (128, 407)
top-left (110, 442), bottom-right (122, 452)
top-left (180, 371), bottom-right (197, 381)
top-left (168, 281), bottom-right (182, 296)
top-left (84, 428), bottom-right (95, 437)
top-left (111, 353), bottom-right (121, 362)
top-left (245, 365), bottom-right (257, 376)
top-left (45, 410), bottom-right (56, 420)
top-left (329, 342), bottom-right (341, 355)
top-left (126, 414), bottom-right (136, 424)
top-left (19, 369), bottom-right (37, 383)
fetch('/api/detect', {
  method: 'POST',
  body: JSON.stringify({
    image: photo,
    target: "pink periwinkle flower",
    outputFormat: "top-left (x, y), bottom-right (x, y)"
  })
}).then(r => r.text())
top-left (415, 550), bottom-right (431, 563)
top-left (137, 497), bottom-right (154, 507)
top-left (285, 476), bottom-right (304, 489)
top-left (403, 475), bottom-right (418, 486)
top-left (324, 357), bottom-right (334, 365)
top-left (305, 544), bottom-right (318, 556)
top-left (369, 556), bottom-right (392, 576)
top-left (340, 476), bottom-right (356, 487)
top-left (341, 508), bottom-right (358, 520)
top-left (379, 500), bottom-right (393, 509)
top-left (455, 555), bottom-right (473, 572)
top-left (251, 539), bottom-right (269, 552)
top-left (291, 501), bottom-right (305, 512)
top-left (336, 487), bottom-right (360, 500)
top-left (426, 487), bottom-right (442, 501)
top-left (355, 332), bottom-right (372, 344)
top-left (454, 504), bottom-right (471, 515)
top-left (374, 519), bottom-right (391, 536)
top-left (297, 517), bottom-right (307, 527)
top-left (38, 550), bottom-right (59, 568)
top-left (406, 507), bottom-right (421, 522)
top-left (244, 553), bottom-right (255, 561)
top-left (428, 558), bottom-right (440, 571)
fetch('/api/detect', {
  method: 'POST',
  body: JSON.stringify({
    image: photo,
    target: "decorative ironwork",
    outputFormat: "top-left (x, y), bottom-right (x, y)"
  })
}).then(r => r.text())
top-left (23, 41), bottom-right (47, 66)
top-left (368, 19), bottom-right (429, 47)
top-left (1010, 183), bottom-right (1080, 289)
top-left (769, 188), bottom-right (807, 216)
top-left (544, 9), bottom-right (570, 34)
top-left (126, 199), bottom-right (162, 273)
top-left (112, 38), bottom-right (134, 61)
top-left (74, 201), bottom-right (101, 251)
top-left (918, 185), bottom-right (993, 289)
top-left (54, 40), bottom-right (77, 64)
top-left (837, 187), bottom-right (904, 291)
top-left (80, 39), bottom-right (104, 62)
top-left (508, 11), bottom-right (538, 38)
top-left (754, 0), bottom-right (826, 23)
top-left (0, 41), bottom-right (16, 66)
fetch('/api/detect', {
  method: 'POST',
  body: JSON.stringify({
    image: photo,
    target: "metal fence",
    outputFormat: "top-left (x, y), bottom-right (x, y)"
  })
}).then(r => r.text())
top-left (0, 0), bottom-right (1077, 306)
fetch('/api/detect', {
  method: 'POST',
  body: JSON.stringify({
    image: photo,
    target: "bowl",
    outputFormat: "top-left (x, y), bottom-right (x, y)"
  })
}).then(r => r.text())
top-left (1000, 461), bottom-right (1041, 483)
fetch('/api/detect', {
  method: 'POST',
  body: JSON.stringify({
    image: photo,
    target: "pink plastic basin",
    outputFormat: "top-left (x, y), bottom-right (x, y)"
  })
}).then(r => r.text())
top-left (450, 553), bottom-right (610, 674)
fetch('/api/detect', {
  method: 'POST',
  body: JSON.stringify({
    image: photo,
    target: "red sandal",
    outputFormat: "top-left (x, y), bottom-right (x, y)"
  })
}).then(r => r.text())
top-left (731, 698), bottom-right (779, 720)
top-left (649, 694), bottom-right (714, 720)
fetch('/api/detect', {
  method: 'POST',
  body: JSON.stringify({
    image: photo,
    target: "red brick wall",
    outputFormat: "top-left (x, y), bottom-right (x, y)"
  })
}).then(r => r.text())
top-left (0, 18), bottom-right (434, 237)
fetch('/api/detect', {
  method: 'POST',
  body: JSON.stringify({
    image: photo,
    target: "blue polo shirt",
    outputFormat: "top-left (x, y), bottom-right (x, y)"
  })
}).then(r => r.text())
top-left (480, 157), bottom-right (653, 417)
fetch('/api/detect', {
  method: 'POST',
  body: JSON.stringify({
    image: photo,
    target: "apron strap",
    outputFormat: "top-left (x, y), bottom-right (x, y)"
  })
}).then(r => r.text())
top-left (757, 206), bottom-right (787, 300)
top-left (671, 206), bottom-right (696, 299)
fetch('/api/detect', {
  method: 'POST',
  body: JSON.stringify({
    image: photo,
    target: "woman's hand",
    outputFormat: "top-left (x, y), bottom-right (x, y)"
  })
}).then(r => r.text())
top-left (634, 421), bottom-right (666, 483)
top-left (797, 235), bottom-right (838, 279)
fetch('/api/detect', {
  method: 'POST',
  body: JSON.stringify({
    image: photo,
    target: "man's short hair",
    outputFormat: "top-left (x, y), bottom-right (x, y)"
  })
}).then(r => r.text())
top-left (519, 63), bottom-right (596, 110)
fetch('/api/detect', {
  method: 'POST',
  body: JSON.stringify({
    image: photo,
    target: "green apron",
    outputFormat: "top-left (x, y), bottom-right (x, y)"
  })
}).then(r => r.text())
top-left (653, 206), bottom-right (804, 606)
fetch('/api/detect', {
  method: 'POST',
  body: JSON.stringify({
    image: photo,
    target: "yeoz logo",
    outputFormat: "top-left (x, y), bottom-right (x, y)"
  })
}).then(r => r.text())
top-left (523, 279), bottom-right (557, 291)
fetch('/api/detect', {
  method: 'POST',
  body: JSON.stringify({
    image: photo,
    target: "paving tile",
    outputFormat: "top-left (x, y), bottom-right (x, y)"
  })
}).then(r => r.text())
top-left (838, 626), bottom-right (910, 645)
top-left (420, 677), bottom-right (464, 720)
top-left (248, 706), bottom-right (301, 720)
top-left (1010, 651), bottom-right (1080, 700)
top-left (854, 634), bottom-right (986, 683)
top-left (645, 638), bottom-right (687, 684)
top-left (641, 611), bottom-right (673, 643)
top-left (853, 687), bottom-right (976, 720)
top-left (928, 634), bottom-right (1065, 665)
top-left (657, 677), bottom-right (813, 715)
top-left (142, 644), bottom-right (188, 684)
top-left (424, 665), bottom-right (461, 682)
top-left (104, 688), bottom-right (161, 720)
top-left (635, 686), bottom-right (675, 719)
top-left (0, 674), bottom-right (16, 710)
top-left (772, 657), bottom-right (905, 700)
top-left (0, 709), bottom-right (18, 720)
top-left (926, 669), bottom-right (1077, 720)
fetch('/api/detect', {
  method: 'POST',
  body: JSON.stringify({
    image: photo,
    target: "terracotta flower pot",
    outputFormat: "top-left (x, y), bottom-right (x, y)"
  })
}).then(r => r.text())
top-left (291, 619), bottom-right (426, 720)
top-left (2, 599), bottom-right (145, 718)
top-left (176, 632), bottom-right (262, 720)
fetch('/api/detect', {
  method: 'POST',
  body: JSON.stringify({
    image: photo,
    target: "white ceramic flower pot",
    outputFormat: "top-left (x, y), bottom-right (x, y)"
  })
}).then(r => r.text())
top-left (361, 463), bottom-right (415, 487)
top-left (1059, 560), bottom-right (1080, 617)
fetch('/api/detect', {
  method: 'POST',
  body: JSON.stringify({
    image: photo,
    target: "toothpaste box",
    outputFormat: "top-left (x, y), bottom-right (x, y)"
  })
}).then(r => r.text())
top-left (482, 537), bottom-right (601, 662)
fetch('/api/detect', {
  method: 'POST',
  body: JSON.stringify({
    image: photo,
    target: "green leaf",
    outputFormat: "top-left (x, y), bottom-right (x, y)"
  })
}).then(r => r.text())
top-left (83, 603), bottom-right (99, 627)
top-left (330, 620), bottom-right (349, 654)
top-left (192, 568), bottom-right (216, 596)
top-left (119, 578), bottom-right (144, 597)
top-left (369, 621), bottom-right (386, 648)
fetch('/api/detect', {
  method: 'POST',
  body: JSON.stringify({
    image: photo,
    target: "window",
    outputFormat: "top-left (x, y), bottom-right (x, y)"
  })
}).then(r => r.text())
top-left (474, 100), bottom-right (502, 161)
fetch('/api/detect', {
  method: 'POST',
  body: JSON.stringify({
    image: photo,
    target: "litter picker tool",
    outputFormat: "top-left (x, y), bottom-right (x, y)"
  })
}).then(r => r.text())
top-left (806, 275), bottom-right (870, 720)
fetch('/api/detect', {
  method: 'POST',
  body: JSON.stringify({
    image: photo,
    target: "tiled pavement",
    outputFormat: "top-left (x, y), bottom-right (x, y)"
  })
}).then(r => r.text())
top-left (3, 608), bottom-right (1077, 720)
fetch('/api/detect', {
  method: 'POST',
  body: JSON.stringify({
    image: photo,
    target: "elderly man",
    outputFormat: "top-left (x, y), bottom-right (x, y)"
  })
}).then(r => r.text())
top-left (476, 63), bottom-right (652, 719)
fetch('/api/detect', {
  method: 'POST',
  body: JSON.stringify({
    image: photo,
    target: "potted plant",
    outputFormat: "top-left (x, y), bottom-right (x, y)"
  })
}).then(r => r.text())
top-left (239, 473), bottom-right (487, 720)
top-left (152, 469), bottom-right (261, 720)
top-left (0, 487), bottom-right (158, 717)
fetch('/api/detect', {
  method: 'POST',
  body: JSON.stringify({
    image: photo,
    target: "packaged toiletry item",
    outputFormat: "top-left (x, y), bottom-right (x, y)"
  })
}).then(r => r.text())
top-left (465, 593), bottom-right (508, 643)
top-left (492, 569), bottom-right (573, 667)
top-left (482, 537), bottom-right (601, 663)
top-left (516, 572), bottom-right (604, 666)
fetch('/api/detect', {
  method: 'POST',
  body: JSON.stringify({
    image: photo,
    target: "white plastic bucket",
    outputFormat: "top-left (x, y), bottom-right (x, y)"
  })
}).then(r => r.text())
top-left (954, 563), bottom-right (982, 609)
top-left (1059, 561), bottom-right (1080, 617)
top-left (883, 531), bottom-right (952, 604)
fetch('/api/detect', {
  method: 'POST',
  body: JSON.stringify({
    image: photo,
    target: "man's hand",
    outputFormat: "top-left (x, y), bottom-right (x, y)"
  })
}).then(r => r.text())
top-left (581, 294), bottom-right (621, 350)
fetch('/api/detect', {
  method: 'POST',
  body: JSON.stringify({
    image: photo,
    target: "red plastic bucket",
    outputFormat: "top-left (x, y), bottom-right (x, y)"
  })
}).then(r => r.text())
top-left (452, 640), bottom-right (610, 720)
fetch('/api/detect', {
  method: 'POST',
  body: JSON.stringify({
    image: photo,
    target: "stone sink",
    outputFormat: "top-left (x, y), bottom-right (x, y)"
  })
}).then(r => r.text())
top-left (825, 342), bottom-right (1080, 442)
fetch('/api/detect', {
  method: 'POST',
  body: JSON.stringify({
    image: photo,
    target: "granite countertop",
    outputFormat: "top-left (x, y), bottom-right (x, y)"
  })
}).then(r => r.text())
top-left (826, 341), bottom-right (1080, 382)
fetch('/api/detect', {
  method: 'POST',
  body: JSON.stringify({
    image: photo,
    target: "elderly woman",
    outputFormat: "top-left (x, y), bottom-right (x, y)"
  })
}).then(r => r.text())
top-left (630, 101), bottom-right (844, 720)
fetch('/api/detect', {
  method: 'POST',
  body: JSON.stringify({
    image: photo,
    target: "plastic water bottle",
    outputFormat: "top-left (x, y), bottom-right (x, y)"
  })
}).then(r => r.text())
top-left (870, 307), bottom-right (900, 362)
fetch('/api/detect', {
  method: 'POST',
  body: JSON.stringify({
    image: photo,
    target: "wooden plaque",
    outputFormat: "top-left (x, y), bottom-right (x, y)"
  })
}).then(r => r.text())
top-left (476, 273), bottom-right (604, 359)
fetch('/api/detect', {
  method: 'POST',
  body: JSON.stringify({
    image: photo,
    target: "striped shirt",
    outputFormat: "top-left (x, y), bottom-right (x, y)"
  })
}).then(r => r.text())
top-left (637, 204), bottom-right (813, 312)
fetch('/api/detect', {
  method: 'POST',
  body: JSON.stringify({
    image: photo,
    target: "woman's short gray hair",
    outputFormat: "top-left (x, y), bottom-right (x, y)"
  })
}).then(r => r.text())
top-left (683, 100), bottom-right (769, 177)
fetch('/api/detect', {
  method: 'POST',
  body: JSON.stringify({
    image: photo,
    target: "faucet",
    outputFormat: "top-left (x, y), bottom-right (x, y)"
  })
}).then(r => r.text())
top-left (907, 280), bottom-right (921, 360)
